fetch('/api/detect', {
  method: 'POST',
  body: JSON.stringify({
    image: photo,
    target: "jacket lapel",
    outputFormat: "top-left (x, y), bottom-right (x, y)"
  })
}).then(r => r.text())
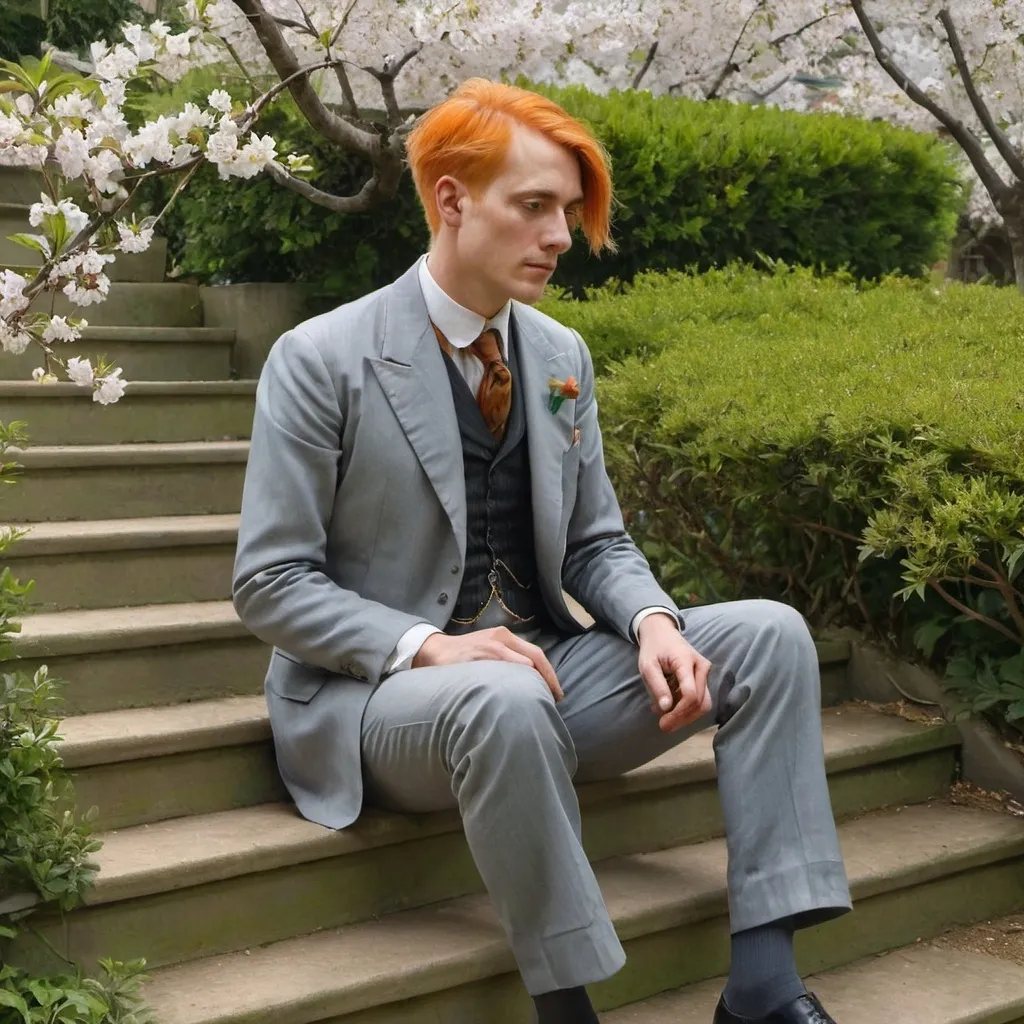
top-left (512, 307), bottom-right (576, 576)
top-left (368, 265), bottom-right (466, 555)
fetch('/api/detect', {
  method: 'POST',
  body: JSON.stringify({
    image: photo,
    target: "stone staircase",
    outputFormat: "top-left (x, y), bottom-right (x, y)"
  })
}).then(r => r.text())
top-left (3, 213), bottom-right (1024, 1022)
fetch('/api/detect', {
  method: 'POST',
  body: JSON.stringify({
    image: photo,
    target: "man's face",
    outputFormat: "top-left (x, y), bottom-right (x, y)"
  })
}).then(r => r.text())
top-left (449, 124), bottom-right (585, 312)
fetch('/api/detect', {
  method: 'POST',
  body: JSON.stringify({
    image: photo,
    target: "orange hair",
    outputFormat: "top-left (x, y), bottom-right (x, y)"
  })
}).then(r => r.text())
top-left (405, 79), bottom-right (615, 254)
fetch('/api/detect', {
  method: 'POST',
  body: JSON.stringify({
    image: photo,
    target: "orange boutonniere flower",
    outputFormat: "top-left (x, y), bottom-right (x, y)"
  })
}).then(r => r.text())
top-left (547, 375), bottom-right (580, 413)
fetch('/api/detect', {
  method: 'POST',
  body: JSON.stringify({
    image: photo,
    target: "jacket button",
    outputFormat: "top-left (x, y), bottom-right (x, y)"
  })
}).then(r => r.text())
top-left (438, 593), bottom-right (449, 605)
top-left (450, 564), bottom-right (460, 575)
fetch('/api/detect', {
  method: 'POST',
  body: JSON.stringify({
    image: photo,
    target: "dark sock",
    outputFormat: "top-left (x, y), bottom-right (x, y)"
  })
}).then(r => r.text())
top-left (723, 920), bottom-right (806, 1018)
top-left (533, 985), bottom-right (599, 1023)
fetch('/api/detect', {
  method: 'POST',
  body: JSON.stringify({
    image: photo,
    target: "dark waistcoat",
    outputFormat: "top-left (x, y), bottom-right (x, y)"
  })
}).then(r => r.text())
top-left (441, 325), bottom-right (554, 634)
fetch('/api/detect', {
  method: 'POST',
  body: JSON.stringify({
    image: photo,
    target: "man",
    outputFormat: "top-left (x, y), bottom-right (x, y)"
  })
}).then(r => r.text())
top-left (233, 78), bottom-right (851, 1024)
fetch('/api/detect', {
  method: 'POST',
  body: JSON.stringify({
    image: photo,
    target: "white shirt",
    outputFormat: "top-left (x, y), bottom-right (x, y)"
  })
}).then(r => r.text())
top-left (382, 255), bottom-right (676, 674)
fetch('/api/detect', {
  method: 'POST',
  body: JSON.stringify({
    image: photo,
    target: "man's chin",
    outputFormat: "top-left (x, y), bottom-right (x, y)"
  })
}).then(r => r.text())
top-left (509, 277), bottom-right (551, 305)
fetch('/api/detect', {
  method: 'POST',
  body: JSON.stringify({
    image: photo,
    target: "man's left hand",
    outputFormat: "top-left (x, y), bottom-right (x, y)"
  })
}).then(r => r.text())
top-left (637, 613), bottom-right (712, 733)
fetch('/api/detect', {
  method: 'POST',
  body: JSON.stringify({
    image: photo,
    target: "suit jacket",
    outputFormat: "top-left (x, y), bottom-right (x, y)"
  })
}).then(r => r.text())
top-left (232, 261), bottom-right (678, 829)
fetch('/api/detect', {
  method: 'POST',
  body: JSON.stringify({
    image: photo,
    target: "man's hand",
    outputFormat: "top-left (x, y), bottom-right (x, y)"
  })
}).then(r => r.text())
top-left (637, 613), bottom-right (712, 733)
top-left (413, 627), bottom-right (564, 702)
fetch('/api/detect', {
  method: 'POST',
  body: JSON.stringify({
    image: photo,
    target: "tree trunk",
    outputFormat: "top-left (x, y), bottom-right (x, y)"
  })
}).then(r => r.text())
top-left (999, 186), bottom-right (1024, 293)
top-left (1009, 222), bottom-right (1024, 294)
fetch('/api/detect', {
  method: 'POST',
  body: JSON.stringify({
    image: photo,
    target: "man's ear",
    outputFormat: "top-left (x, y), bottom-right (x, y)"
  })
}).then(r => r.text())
top-left (435, 176), bottom-right (466, 228)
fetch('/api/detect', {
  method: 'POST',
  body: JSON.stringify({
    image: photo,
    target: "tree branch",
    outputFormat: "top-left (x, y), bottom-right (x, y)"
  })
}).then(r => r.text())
top-left (849, 0), bottom-right (1009, 203)
top-left (632, 41), bottom-right (658, 91)
top-left (229, 0), bottom-right (380, 157)
top-left (265, 160), bottom-right (384, 213)
top-left (706, 1), bottom-right (765, 100)
top-left (928, 580), bottom-right (1022, 644)
top-left (937, 8), bottom-right (1024, 181)
top-left (360, 43), bottom-right (424, 127)
top-left (332, 63), bottom-right (359, 118)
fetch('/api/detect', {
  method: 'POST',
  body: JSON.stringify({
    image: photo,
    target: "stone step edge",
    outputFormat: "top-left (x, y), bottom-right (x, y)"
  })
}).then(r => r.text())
top-left (137, 803), bottom-right (1024, 1024)
top-left (13, 599), bottom-right (245, 658)
top-left (13, 602), bottom-right (845, 666)
top-left (603, 944), bottom-right (1024, 1023)
top-left (81, 706), bottom-right (959, 904)
top-left (79, 327), bottom-right (235, 343)
top-left (0, 381), bottom-right (256, 397)
top-left (11, 441), bottom-right (249, 468)
top-left (48, 638), bottom-right (860, 770)
top-left (5, 515), bottom-right (240, 556)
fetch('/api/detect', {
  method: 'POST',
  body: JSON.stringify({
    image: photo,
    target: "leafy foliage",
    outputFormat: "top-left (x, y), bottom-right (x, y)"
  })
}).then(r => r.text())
top-left (0, 0), bottom-right (141, 63)
top-left (539, 266), bottom-right (1024, 731)
top-left (0, 422), bottom-right (156, 1022)
top-left (155, 82), bottom-right (963, 295)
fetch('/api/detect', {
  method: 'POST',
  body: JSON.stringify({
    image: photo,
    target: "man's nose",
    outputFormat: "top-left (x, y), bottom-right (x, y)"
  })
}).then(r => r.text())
top-left (542, 213), bottom-right (573, 254)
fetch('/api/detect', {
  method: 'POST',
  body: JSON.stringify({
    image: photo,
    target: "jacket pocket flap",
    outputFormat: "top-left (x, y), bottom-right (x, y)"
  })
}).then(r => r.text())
top-left (267, 650), bottom-right (330, 704)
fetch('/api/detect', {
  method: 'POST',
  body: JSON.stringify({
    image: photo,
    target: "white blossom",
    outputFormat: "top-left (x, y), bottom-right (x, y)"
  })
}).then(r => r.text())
top-left (53, 90), bottom-right (95, 120)
top-left (123, 116), bottom-right (176, 166)
top-left (0, 270), bottom-right (29, 319)
top-left (42, 315), bottom-right (81, 344)
top-left (94, 368), bottom-right (126, 404)
top-left (32, 367), bottom-right (58, 384)
top-left (66, 355), bottom-right (95, 385)
top-left (0, 321), bottom-right (31, 355)
top-left (95, 43), bottom-right (140, 82)
top-left (85, 149), bottom-right (123, 193)
top-left (208, 89), bottom-right (233, 114)
top-left (54, 128), bottom-right (91, 179)
top-left (117, 222), bottom-right (154, 253)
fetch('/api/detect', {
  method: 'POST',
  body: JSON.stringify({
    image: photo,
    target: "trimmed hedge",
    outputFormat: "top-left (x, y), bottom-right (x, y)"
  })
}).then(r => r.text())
top-left (156, 84), bottom-right (963, 296)
top-left (538, 84), bottom-right (963, 291)
top-left (539, 266), bottom-right (1024, 731)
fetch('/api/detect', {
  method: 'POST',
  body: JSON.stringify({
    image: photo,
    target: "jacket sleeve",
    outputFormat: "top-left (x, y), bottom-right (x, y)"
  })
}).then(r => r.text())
top-left (232, 328), bottom-right (428, 683)
top-left (560, 331), bottom-right (683, 641)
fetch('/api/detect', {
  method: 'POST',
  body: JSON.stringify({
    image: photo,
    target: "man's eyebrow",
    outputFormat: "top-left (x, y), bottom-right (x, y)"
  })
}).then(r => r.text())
top-left (513, 188), bottom-right (586, 206)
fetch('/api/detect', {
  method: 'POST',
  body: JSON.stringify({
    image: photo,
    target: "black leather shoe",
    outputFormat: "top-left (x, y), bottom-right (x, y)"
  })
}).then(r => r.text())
top-left (713, 992), bottom-right (837, 1023)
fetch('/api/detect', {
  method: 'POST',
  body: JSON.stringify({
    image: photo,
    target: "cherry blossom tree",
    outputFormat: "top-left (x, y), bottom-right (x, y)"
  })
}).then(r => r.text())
top-left (1, 0), bottom-right (1022, 401)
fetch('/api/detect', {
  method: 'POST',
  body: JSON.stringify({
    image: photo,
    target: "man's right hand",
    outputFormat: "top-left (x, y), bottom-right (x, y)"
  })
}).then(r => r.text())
top-left (412, 627), bottom-right (564, 702)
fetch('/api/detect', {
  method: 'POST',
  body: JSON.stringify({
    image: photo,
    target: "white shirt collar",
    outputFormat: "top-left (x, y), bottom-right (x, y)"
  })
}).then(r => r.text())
top-left (418, 254), bottom-right (511, 360)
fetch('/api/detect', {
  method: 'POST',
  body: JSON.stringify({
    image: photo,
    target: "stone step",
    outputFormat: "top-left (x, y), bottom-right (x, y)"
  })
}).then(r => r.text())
top-left (12, 705), bottom-right (956, 968)
top-left (115, 803), bottom-right (1024, 1023)
top-left (604, 945), bottom-right (1024, 1023)
top-left (2, 326), bottom-right (236, 382)
top-left (4, 441), bottom-right (248, 520)
top-left (26, 282), bottom-right (202, 327)
top-left (12, 599), bottom-right (267, 720)
top-left (59, 696), bottom-right (283, 833)
top-left (8, 515), bottom-right (238, 613)
top-left (1, 381), bottom-right (256, 446)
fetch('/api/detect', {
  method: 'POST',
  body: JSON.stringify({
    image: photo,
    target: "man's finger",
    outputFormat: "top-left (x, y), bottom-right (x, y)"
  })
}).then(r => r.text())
top-left (503, 634), bottom-right (564, 701)
top-left (639, 658), bottom-right (675, 713)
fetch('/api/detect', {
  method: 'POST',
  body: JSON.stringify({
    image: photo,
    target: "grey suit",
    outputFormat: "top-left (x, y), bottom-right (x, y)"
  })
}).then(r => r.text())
top-left (233, 262), bottom-right (851, 994)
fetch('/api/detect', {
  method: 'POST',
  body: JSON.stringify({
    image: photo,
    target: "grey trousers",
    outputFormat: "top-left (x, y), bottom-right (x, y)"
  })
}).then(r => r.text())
top-left (360, 599), bottom-right (852, 996)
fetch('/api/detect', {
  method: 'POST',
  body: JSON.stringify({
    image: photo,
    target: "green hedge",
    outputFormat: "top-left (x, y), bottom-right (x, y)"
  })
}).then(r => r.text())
top-left (157, 83), bottom-right (962, 297)
top-left (538, 84), bottom-right (963, 291)
top-left (539, 266), bottom-right (1024, 732)
top-left (0, 0), bottom-right (141, 62)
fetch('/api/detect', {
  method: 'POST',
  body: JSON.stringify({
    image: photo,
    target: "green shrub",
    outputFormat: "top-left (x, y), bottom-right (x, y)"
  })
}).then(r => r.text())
top-left (0, 0), bottom-right (141, 62)
top-left (541, 84), bottom-right (964, 292)
top-left (542, 266), bottom-right (1024, 732)
top-left (156, 83), bottom-right (962, 295)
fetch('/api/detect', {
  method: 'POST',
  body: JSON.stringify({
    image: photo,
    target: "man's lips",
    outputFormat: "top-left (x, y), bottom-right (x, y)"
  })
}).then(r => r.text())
top-left (525, 262), bottom-right (556, 272)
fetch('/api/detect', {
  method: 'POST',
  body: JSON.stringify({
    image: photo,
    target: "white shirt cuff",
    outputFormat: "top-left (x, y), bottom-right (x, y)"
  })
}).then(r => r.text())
top-left (383, 622), bottom-right (444, 676)
top-left (630, 606), bottom-right (680, 642)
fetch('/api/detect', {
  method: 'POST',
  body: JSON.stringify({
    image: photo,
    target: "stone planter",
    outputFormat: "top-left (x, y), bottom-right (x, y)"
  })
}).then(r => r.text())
top-left (199, 282), bottom-right (337, 379)
top-left (845, 636), bottom-right (1024, 803)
